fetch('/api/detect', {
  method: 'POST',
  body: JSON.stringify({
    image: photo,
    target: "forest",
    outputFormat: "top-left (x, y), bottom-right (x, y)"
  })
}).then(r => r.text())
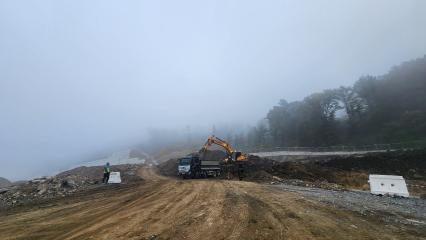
top-left (236, 56), bottom-right (426, 148)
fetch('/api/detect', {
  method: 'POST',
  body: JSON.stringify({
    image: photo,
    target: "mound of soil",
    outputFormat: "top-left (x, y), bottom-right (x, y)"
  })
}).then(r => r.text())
top-left (57, 164), bottom-right (141, 184)
top-left (244, 149), bottom-right (426, 193)
top-left (321, 149), bottom-right (426, 180)
top-left (0, 164), bottom-right (142, 209)
top-left (158, 158), bottom-right (179, 177)
top-left (0, 177), bottom-right (11, 188)
top-left (245, 159), bottom-right (368, 190)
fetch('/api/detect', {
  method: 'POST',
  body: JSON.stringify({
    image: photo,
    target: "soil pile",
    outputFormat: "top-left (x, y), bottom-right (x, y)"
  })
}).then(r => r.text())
top-left (244, 149), bottom-right (426, 193)
top-left (244, 158), bottom-right (367, 190)
top-left (57, 164), bottom-right (141, 183)
top-left (0, 177), bottom-right (11, 188)
top-left (0, 164), bottom-right (142, 209)
top-left (321, 149), bottom-right (426, 180)
top-left (158, 158), bottom-right (179, 176)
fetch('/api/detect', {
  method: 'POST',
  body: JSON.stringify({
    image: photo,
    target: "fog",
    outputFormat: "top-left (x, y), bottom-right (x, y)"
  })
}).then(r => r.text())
top-left (1, 0), bottom-right (426, 180)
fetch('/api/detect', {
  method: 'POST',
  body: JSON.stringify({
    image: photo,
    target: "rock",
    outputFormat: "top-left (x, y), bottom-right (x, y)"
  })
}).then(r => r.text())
top-left (148, 235), bottom-right (158, 240)
top-left (272, 176), bottom-right (283, 181)
top-left (0, 164), bottom-right (141, 208)
top-left (37, 184), bottom-right (48, 195)
top-left (60, 179), bottom-right (75, 188)
top-left (31, 177), bottom-right (48, 184)
top-left (67, 179), bottom-right (76, 187)
top-left (0, 188), bottom-right (9, 194)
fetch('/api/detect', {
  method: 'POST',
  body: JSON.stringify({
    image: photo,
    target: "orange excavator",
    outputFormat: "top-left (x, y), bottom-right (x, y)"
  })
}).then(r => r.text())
top-left (199, 135), bottom-right (248, 163)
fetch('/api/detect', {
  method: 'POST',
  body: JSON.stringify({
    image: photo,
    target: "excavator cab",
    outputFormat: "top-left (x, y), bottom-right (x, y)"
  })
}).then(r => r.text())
top-left (231, 151), bottom-right (243, 162)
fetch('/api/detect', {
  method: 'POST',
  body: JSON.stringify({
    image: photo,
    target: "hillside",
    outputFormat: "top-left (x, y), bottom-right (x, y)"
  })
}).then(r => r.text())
top-left (0, 177), bottom-right (11, 188)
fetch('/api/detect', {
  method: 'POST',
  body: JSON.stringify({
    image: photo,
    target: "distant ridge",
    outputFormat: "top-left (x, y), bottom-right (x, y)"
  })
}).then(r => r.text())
top-left (0, 177), bottom-right (11, 188)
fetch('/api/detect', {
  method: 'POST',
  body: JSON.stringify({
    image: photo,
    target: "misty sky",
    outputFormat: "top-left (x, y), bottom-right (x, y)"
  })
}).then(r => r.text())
top-left (1, 0), bottom-right (426, 180)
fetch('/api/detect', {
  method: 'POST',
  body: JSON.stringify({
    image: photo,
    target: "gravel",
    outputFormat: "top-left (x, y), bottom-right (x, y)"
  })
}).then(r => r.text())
top-left (0, 164), bottom-right (142, 209)
top-left (273, 183), bottom-right (426, 226)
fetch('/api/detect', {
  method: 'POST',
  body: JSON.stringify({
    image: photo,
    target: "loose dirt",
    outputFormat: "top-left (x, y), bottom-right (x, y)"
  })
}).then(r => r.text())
top-left (0, 167), bottom-right (424, 240)
top-left (244, 150), bottom-right (426, 196)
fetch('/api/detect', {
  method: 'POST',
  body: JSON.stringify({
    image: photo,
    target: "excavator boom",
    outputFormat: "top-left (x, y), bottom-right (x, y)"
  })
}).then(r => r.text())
top-left (200, 135), bottom-right (247, 162)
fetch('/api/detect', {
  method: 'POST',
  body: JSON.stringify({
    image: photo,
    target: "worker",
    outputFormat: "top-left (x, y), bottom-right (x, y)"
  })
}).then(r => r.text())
top-left (102, 162), bottom-right (111, 184)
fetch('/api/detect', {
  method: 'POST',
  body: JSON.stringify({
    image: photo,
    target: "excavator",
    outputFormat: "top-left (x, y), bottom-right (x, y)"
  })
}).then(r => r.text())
top-left (178, 135), bottom-right (248, 179)
top-left (199, 135), bottom-right (248, 163)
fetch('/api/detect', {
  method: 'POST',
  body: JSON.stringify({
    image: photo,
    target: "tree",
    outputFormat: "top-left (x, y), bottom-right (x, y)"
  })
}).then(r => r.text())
top-left (253, 55), bottom-right (426, 148)
top-left (336, 86), bottom-right (367, 126)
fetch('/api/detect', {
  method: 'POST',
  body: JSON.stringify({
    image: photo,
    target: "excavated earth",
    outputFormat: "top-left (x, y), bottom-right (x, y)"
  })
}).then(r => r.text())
top-left (0, 164), bottom-right (142, 209)
top-left (160, 149), bottom-right (426, 197)
top-left (0, 166), bottom-right (425, 240)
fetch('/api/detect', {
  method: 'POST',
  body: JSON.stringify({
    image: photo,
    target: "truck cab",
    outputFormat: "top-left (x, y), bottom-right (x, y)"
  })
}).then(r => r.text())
top-left (178, 157), bottom-right (192, 176)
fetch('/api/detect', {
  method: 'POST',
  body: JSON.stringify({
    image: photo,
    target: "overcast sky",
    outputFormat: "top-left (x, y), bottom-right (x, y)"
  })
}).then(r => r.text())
top-left (1, 0), bottom-right (426, 180)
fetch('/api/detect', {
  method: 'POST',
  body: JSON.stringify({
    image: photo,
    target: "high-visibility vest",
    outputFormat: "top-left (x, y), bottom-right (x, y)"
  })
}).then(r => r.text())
top-left (104, 167), bottom-right (110, 173)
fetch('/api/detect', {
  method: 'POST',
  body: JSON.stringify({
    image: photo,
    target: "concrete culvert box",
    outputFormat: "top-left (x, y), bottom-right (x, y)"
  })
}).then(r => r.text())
top-left (108, 172), bottom-right (122, 184)
top-left (368, 174), bottom-right (409, 197)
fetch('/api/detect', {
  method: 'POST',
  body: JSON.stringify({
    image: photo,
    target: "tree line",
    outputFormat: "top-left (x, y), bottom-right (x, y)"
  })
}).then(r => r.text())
top-left (232, 55), bottom-right (426, 149)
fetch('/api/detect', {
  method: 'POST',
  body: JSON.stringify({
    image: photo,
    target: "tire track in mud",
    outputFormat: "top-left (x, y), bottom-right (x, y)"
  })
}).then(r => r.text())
top-left (162, 181), bottom-right (228, 240)
top-left (0, 185), bottom-right (144, 240)
top-left (59, 181), bottom-right (167, 239)
top-left (62, 169), bottom-right (217, 239)
top-left (62, 173), bottom-right (185, 239)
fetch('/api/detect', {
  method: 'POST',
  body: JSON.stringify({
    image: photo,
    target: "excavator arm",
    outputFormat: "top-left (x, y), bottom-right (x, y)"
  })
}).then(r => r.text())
top-left (200, 135), bottom-right (247, 162)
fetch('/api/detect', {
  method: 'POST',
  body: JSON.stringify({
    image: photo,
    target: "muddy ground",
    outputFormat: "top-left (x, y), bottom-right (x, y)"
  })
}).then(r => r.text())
top-left (0, 167), bottom-right (425, 240)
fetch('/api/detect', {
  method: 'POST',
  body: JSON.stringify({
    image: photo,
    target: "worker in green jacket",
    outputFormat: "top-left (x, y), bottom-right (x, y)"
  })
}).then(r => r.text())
top-left (102, 162), bottom-right (111, 184)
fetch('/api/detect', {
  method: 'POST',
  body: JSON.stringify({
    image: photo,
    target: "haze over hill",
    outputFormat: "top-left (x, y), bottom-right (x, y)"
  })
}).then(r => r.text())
top-left (0, 177), bottom-right (11, 188)
top-left (1, 0), bottom-right (426, 180)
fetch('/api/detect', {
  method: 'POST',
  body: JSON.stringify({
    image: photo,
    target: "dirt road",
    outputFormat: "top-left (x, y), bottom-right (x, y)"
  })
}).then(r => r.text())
top-left (0, 167), bottom-right (424, 240)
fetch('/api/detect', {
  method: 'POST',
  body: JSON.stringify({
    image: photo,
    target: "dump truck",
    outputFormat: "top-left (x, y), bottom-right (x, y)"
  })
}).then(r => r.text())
top-left (178, 154), bottom-right (221, 179)
top-left (178, 135), bottom-right (248, 179)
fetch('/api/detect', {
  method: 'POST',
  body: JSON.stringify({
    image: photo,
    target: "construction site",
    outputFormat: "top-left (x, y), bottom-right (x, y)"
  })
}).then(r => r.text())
top-left (1, 136), bottom-right (425, 240)
top-left (2, 1), bottom-right (426, 239)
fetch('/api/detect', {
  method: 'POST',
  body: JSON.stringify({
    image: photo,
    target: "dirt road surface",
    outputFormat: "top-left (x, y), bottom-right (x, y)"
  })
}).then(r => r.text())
top-left (0, 167), bottom-right (424, 240)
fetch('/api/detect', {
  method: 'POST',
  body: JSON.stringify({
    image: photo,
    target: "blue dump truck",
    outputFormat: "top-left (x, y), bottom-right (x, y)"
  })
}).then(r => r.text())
top-left (178, 155), bottom-right (221, 179)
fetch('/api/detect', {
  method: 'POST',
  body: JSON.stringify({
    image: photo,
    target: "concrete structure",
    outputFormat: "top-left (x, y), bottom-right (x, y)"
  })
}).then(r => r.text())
top-left (108, 172), bottom-right (122, 184)
top-left (368, 174), bottom-right (409, 197)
